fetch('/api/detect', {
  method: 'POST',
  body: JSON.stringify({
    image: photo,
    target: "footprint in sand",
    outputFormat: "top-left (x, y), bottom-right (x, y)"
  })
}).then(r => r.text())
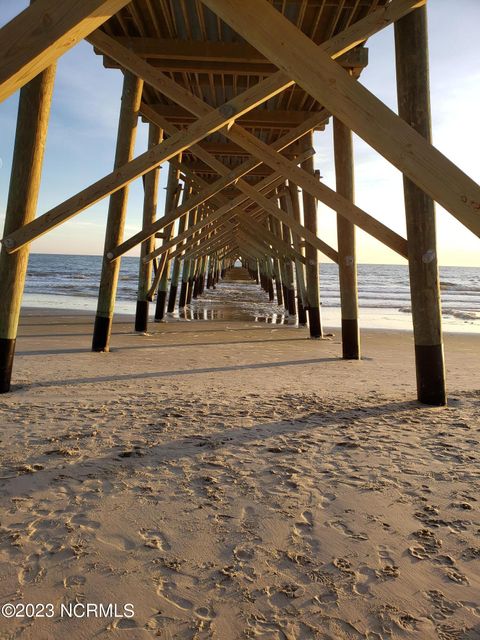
top-left (332, 557), bottom-right (355, 575)
top-left (97, 534), bottom-right (136, 551)
top-left (156, 578), bottom-right (194, 611)
top-left (139, 528), bottom-right (171, 551)
top-left (424, 590), bottom-right (459, 621)
top-left (70, 513), bottom-right (101, 531)
top-left (195, 606), bottom-right (215, 620)
top-left (295, 510), bottom-right (313, 531)
top-left (318, 493), bottom-right (337, 509)
top-left (445, 569), bottom-right (469, 585)
top-left (233, 545), bottom-right (255, 563)
top-left (375, 564), bottom-right (400, 580)
top-left (327, 519), bottom-right (369, 541)
top-left (18, 554), bottom-right (46, 585)
top-left (63, 574), bottom-right (86, 588)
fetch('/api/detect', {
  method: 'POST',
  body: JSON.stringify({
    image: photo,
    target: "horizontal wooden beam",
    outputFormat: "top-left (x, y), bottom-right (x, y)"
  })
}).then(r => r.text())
top-left (98, 37), bottom-right (368, 64)
top-left (202, 0), bottom-right (480, 239)
top-left (0, 0), bottom-right (131, 103)
top-left (174, 160), bottom-right (275, 178)
top-left (100, 39), bottom-right (368, 76)
top-left (141, 104), bottom-right (328, 131)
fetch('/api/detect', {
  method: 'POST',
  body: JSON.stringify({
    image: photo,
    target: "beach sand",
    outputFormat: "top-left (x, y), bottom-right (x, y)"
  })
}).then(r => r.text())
top-left (0, 310), bottom-right (479, 639)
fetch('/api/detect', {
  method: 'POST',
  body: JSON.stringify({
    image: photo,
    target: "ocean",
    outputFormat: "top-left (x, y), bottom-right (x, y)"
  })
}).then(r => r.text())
top-left (21, 253), bottom-right (480, 333)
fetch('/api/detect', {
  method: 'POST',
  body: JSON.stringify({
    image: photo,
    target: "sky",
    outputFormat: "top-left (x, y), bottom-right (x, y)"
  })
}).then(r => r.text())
top-left (0, 0), bottom-right (479, 266)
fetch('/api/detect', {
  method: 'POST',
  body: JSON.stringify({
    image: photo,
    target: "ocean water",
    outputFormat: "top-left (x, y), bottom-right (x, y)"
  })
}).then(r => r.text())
top-left (21, 254), bottom-right (480, 333)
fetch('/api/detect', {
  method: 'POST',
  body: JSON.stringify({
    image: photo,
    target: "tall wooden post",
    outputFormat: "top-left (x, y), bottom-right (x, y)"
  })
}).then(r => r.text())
top-left (154, 162), bottom-right (181, 322)
top-left (167, 184), bottom-right (190, 312)
top-left (92, 72), bottom-right (143, 351)
top-left (333, 117), bottom-right (360, 359)
top-left (301, 133), bottom-right (322, 338)
top-left (395, 6), bottom-right (446, 405)
top-left (179, 207), bottom-right (197, 308)
top-left (0, 63), bottom-right (56, 393)
top-left (267, 216), bottom-right (284, 306)
top-left (279, 195), bottom-right (297, 317)
top-left (286, 181), bottom-right (308, 325)
top-left (135, 124), bottom-right (162, 332)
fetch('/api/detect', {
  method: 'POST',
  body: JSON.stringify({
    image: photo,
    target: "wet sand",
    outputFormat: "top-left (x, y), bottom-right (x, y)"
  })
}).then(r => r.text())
top-left (0, 303), bottom-right (479, 639)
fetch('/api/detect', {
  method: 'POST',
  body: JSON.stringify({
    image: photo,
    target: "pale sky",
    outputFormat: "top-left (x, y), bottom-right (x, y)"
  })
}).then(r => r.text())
top-left (0, 0), bottom-right (479, 265)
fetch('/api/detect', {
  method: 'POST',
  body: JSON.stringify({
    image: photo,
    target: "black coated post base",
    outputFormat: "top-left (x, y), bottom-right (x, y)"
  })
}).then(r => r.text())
top-left (135, 300), bottom-right (149, 332)
top-left (287, 288), bottom-right (296, 316)
top-left (308, 307), bottom-right (322, 338)
top-left (179, 281), bottom-right (188, 308)
top-left (341, 318), bottom-right (360, 360)
top-left (92, 315), bottom-right (112, 352)
top-left (282, 284), bottom-right (288, 310)
top-left (297, 301), bottom-right (308, 325)
top-left (415, 343), bottom-right (447, 406)
top-left (0, 338), bottom-right (16, 394)
top-left (192, 277), bottom-right (200, 299)
top-left (267, 278), bottom-right (275, 302)
top-left (275, 282), bottom-right (283, 306)
top-left (167, 284), bottom-right (177, 313)
top-left (186, 278), bottom-right (194, 304)
top-left (154, 289), bottom-right (167, 322)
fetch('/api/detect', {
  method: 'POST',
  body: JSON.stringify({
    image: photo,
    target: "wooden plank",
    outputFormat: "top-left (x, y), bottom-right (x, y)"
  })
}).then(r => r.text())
top-left (200, 0), bottom-right (480, 239)
top-left (0, 0), bottom-right (131, 103)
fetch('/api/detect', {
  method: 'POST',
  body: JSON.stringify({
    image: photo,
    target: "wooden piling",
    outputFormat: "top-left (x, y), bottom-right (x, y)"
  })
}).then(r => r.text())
top-left (278, 193), bottom-right (297, 317)
top-left (0, 62), bottom-right (56, 393)
top-left (167, 184), bottom-right (191, 312)
top-left (333, 117), bottom-right (360, 359)
top-left (135, 124), bottom-right (163, 332)
top-left (92, 71), bottom-right (143, 352)
top-left (301, 135), bottom-right (322, 338)
top-left (286, 182), bottom-right (308, 325)
top-left (154, 162), bottom-right (182, 322)
top-left (179, 206), bottom-right (197, 308)
top-left (395, 6), bottom-right (446, 405)
top-left (267, 216), bottom-right (284, 306)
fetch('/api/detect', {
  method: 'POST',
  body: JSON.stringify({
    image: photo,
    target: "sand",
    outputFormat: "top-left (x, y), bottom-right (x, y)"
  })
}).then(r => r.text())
top-left (0, 308), bottom-right (479, 639)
